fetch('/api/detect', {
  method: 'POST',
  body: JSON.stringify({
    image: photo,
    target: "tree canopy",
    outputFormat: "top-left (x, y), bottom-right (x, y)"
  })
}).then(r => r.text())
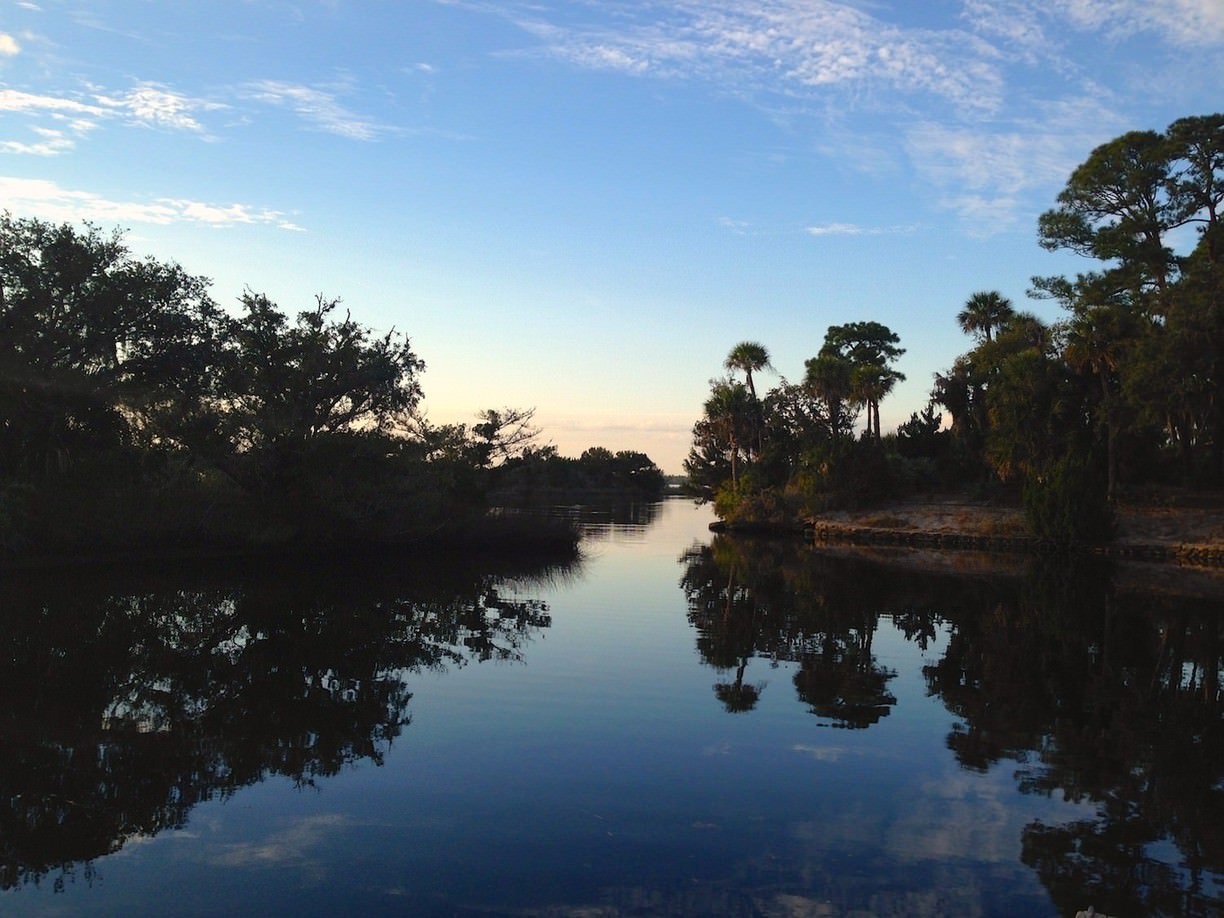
top-left (0, 214), bottom-right (660, 556)
top-left (689, 112), bottom-right (1224, 536)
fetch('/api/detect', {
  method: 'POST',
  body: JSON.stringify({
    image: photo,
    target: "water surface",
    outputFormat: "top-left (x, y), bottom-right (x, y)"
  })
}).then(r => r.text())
top-left (1, 498), bottom-right (1220, 916)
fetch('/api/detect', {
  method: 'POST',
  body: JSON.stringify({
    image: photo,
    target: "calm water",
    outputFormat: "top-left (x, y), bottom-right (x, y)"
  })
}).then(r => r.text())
top-left (1, 498), bottom-right (1221, 916)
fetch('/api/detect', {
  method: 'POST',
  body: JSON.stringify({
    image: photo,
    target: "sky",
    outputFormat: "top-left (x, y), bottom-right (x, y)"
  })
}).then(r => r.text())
top-left (2, 1), bottom-right (1224, 473)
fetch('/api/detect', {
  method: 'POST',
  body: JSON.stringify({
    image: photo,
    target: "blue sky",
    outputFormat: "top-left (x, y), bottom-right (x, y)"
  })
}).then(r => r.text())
top-left (3, 1), bottom-right (1223, 472)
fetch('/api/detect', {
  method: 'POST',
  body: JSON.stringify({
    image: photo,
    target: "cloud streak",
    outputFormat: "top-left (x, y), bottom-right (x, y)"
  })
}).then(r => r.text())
top-left (514, 1), bottom-right (1004, 114)
top-left (481, 0), bottom-right (1224, 235)
top-left (806, 222), bottom-right (918, 237)
top-left (1, 83), bottom-right (223, 143)
top-left (93, 82), bottom-right (224, 133)
top-left (244, 80), bottom-right (386, 140)
top-left (0, 176), bottom-right (303, 230)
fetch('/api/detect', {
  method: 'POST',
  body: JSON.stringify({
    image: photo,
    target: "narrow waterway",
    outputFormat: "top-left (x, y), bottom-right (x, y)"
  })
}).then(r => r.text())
top-left (0, 497), bottom-right (1220, 916)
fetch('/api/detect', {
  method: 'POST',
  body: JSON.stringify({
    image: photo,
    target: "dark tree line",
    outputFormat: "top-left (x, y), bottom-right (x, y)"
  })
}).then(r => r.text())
top-left (0, 215), bottom-right (660, 555)
top-left (488, 444), bottom-right (666, 502)
top-left (933, 114), bottom-right (1224, 537)
top-left (684, 325), bottom-right (907, 523)
top-left (690, 113), bottom-right (1224, 540)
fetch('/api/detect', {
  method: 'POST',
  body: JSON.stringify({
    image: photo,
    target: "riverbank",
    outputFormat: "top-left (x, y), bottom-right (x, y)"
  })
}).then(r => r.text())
top-left (805, 492), bottom-right (1224, 566)
top-left (710, 489), bottom-right (1224, 567)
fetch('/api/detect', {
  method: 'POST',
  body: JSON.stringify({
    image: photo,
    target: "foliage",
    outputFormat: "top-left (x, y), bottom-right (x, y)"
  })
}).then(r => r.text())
top-left (491, 444), bottom-right (666, 499)
top-left (0, 214), bottom-right (585, 556)
top-left (687, 322), bottom-right (911, 522)
top-left (1022, 456), bottom-right (1115, 544)
top-left (0, 213), bottom-right (225, 480)
top-left (816, 321), bottom-right (905, 440)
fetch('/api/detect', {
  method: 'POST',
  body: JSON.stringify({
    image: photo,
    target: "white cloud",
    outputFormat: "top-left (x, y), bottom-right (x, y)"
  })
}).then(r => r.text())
top-left (806, 222), bottom-right (917, 237)
top-left (0, 88), bottom-right (105, 117)
top-left (93, 82), bottom-right (223, 133)
top-left (510, 1), bottom-right (1005, 113)
top-left (966, 0), bottom-right (1224, 48)
top-left (245, 80), bottom-right (383, 140)
top-left (902, 98), bottom-right (1130, 233)
top-left (0, 32), bottom-right (20, 56)
top-left (1, 84), bottom-right (222, 137)
top-left (0, 176), bottom-right (304, 231)
top-left (0, 126), bottom-right (73, 156)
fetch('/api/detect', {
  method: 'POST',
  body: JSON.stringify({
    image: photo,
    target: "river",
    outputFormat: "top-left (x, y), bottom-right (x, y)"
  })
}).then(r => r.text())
top-left (0, 497), bottom-right (1220, 916)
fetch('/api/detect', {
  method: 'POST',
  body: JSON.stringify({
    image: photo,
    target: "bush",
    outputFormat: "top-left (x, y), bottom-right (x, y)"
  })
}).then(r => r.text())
top-left (793, 439), bottom-right (896, 513)
top-left (1022, 457), bottom-right (1114, 544)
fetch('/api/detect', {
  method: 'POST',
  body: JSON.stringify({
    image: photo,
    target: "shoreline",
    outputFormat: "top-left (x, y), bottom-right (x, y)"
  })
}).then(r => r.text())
top-left (712, 494), bottom-right (1224, 569)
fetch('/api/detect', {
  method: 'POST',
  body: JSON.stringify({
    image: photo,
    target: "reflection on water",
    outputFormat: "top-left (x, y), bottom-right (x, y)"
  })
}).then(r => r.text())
top-left (680, 534), bottom-right (1224, 916)
top-left (0, 500), bottom-right (1220, 916)
top-left (0, 554), bottom-right (567, 893)
top-left (681, 539), bottom-right (898, 724)
top-left (498, 499), bottom-right (665, 543)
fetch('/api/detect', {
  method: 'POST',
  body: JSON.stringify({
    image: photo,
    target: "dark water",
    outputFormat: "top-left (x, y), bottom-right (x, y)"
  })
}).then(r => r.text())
top-left (0, 498), bottom-right (1220, 916)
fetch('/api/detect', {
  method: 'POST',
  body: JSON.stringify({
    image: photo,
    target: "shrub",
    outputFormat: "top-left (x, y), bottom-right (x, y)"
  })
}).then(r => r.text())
top-left (1022, 457), bottom-right (1114, 544)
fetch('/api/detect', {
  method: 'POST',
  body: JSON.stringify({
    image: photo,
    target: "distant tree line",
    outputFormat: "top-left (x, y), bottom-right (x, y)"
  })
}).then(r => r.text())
top-left (687, 113), bottom-right (1224, 542)
top-left (489, 444), bottom-right (665, 501)
top-left (0, 215), bottom-right (661, 557)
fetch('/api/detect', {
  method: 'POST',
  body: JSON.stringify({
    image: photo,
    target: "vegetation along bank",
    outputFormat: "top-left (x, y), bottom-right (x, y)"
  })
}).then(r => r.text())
top-left (686, 113), bottom-right (1224, 559)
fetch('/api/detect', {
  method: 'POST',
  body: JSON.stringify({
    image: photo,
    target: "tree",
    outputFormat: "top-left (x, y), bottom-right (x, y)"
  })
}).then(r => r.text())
top-left (216, 292), bottom-right (424, 495)
top-left (1035, 114), bottom-right (1224, 485)
top-left (1037, 129), bottom-right (1182, 311)
top-left (685, 379), bottom-right (755, 496)
top-left (1061, 299), bottom-right (1141, 502)
top-left (816, 322), bottom-right (906, 440)
top-left (956, 291), bottom-right (1015, 344)
top-left (471, 406), bottom-right (541, 466)
top-left (803, 353), bottom-right (856, 440)
top-left (724, 341), bottom-right (772, 400)
top-left (0, 214), bottom-right (224, 479)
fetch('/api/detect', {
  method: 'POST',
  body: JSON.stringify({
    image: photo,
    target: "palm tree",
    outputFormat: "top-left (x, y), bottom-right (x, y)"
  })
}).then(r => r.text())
top-left (703, 380), bottom-right (755, 487)
top-left (724, 341), bottom-right (772, 400)
top-left (957, 291), bottom-right (1015, 343)
top-left (1063, 305), bottom-right (1131, 502)
top-left (851, 363), bottom-right (906, 439)
top-left (725, 341), bottom-right (772, 456)
top-left (804, 353), bottom-right (855, 440)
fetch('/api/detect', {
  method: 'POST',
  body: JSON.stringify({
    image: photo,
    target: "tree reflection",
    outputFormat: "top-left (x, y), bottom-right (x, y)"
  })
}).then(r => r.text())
top-left (923, 557), bottom-right (1224, 917)
top-left (680, 536), bottom-right (1224, 914)
top-left (0, 555), bottom-right (565, 891)
top-left (679, 537), bottom-right (901, 725)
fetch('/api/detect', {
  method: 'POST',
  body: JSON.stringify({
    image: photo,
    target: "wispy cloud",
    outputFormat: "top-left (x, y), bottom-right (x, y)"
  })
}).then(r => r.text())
top-left (903, 97), bottom-right (1129, 234)
top-left (506, 1), bottom-right (1005, 114)
top-left (244, 80), bottom-right (385, 140)
top-left (0, 126), bottom-right (74, 156)
top-left (93, 82), bottom-right (224, 133)
top-left (0, 87), bottom-right (105, 117)
top-left (1, 83), bottom-right (223, 138)
top-left (477, 0), bottom-right (1223, 238)
top-left (806, 222), bottom-right (918, 237)
top-left (1049, 0), bottom-right (1224, 45)
top-left (0, 32), bottom-right (20, 56)
top-left (964, 0), bottom-right (1224, 50)
top-left (0, 176), bottom-right (304, 230)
